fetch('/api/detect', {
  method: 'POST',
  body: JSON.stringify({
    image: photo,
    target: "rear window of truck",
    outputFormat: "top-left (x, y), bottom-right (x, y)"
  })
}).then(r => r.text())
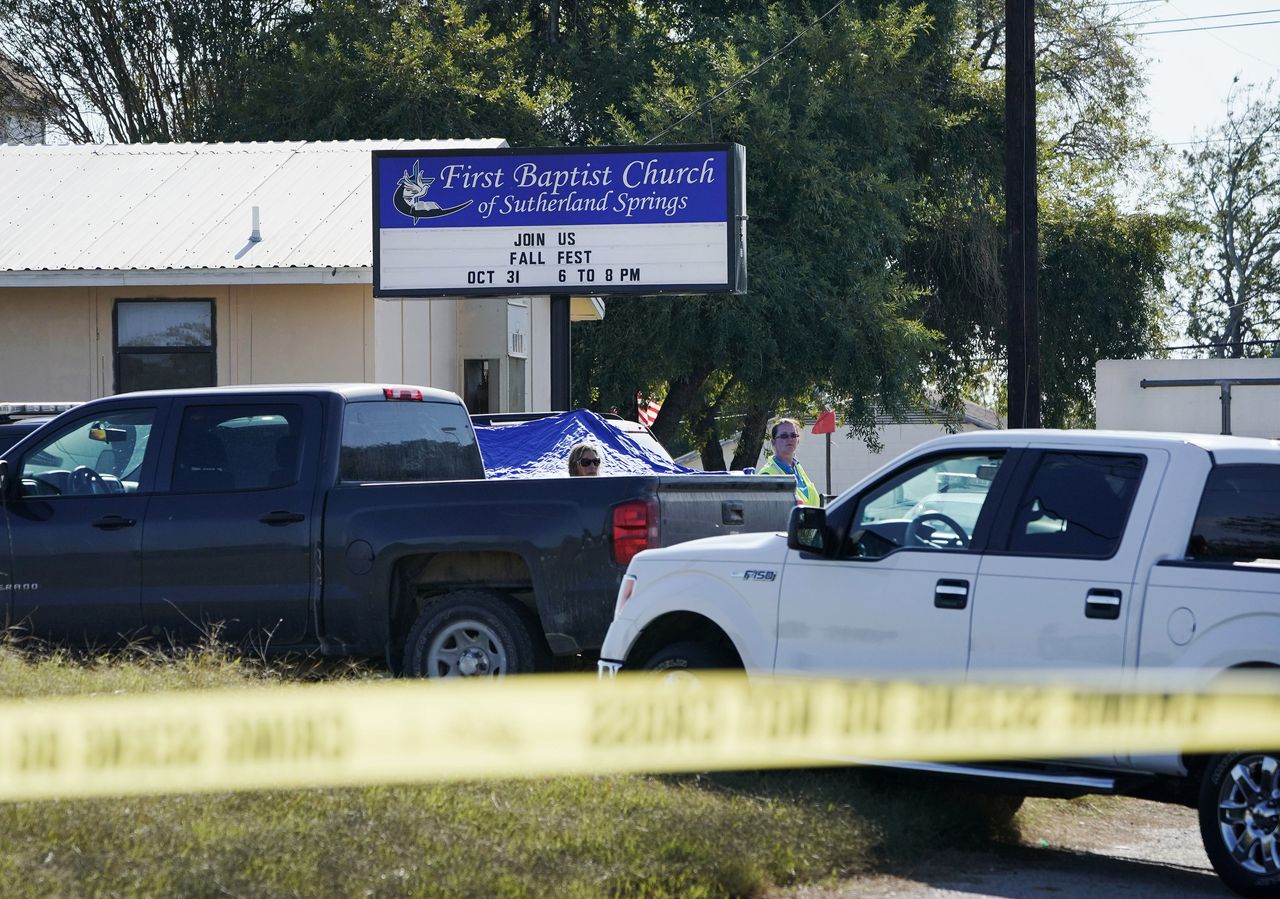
top-left (340, 400), bottom-right (484, 482)
top-left (1188, 464), bottom-right (1280, 563)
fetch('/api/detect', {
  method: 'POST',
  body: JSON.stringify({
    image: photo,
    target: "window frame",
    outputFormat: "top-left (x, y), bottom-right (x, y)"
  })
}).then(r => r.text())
top-left (823, 448), bottom-right (1017, 561)
top-left (113, 298), bottom-right (216, 394)
top-left (169, 402), bottom-right (306, 495)
top-left (986, 449), bottom-right (1147, 561)
top-left (337, 399), bottom-right (484, 484)
top-left (1186, 463), bottom-right (1280, 564)
top-left (14, 404), bottom-right (164, 497)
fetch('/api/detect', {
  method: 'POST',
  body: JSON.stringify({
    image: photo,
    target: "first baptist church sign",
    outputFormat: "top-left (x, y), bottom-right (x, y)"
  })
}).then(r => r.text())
top-left (372, 144), bottom-right (747, 298)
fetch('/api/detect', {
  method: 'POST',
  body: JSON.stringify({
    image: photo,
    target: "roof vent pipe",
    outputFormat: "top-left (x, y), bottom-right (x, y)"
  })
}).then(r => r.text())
top-left (249, 205), bottom-right (262, 243)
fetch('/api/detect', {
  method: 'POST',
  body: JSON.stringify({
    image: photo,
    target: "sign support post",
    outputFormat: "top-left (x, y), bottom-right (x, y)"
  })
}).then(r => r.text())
top-left (550, 294), bottom-right (571, 411)
top-left (811, 409), bottom-right (836, 500)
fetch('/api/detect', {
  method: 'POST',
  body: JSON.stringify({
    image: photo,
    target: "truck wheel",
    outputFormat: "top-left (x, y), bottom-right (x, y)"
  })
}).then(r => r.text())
top-left (1198, 751), bottom-right (1280, 898)
top-left (402, 591), bottom-right (540, 678)
top-left (641, 641), bottom-right (737, 683)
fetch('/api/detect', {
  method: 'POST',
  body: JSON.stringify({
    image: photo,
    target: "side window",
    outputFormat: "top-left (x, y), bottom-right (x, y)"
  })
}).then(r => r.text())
top-left (1187, 465), bottom-right (1280, 563)
top-left (171, 404), bottom-right (303, 493)
top-left (849, 452), bottom-right (1005, 558)
top-left (1005, 452), bottom-right (1144, 558)
top-left (19, 409), bottom-right (155, 496)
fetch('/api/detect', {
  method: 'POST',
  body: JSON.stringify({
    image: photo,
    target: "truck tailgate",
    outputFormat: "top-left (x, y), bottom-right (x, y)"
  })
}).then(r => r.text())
top-left (652, 474), bottom-right (795, 546)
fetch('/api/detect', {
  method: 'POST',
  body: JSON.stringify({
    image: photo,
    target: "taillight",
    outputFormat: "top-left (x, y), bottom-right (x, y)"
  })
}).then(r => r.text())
top-left (383, 387), bottom-right (424, 401)
top-left (612, 499), bottom-right (659, 566)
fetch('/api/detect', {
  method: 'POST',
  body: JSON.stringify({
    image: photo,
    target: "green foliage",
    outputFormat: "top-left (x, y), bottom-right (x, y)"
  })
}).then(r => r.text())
top-left (573, 3), bottom-right (945, 461)
top-left (1039, 198), bottom-right (1173, 427)
top-left (214, 0), bottom-right (549, 143)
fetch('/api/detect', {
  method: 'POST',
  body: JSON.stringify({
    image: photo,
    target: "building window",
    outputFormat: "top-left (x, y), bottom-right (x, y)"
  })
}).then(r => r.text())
top-left (115, 300), bottom-right (215, 394)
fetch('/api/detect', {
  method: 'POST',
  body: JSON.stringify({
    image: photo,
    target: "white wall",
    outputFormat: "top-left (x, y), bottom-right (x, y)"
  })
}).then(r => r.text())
top-left (1097, 359), bottom-right (1280, 438)
top-left (0, 287), bottom-right (96, 400)
top-left (532, 296), bottom-right (551, 410)
top-left (231, 283), bottom-right (368, 384)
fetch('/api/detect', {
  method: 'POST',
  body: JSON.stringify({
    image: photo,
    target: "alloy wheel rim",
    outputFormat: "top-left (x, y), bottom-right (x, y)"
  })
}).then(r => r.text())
top-left (1218, 753), bottom-right (1280, 875)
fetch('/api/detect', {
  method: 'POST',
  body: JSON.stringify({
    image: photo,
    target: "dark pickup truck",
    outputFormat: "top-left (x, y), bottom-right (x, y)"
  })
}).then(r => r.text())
top-left (0, 384), bottom-right (793, 675)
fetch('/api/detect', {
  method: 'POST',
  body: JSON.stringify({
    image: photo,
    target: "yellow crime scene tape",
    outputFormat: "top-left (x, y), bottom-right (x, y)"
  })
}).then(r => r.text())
top-left (2, 672), bottom-right (1280, 802)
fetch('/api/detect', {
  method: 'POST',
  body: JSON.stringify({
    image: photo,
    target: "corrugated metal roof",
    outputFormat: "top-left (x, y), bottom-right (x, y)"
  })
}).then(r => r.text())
top-left (0, 139), bottom-right (507, 283)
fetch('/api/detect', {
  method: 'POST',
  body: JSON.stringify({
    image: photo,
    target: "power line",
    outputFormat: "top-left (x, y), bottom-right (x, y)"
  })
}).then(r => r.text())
top-left (1141, 17), bottom-right (1280, 35)
top-left (1134, 7), bottom-right (1280, 27)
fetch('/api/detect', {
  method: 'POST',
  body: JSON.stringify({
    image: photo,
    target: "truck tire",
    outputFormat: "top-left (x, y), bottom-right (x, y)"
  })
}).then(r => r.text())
top-left (402, 591), bottom-right (541, 678)
top-left (1198, 751), bottom-right (1280, 898)
top-left (641, 641), bottom-right (738, 682)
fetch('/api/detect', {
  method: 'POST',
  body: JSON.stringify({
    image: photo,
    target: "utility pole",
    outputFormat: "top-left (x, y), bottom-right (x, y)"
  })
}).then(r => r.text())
top-left (1005, 0), bottom-right (1040, 428)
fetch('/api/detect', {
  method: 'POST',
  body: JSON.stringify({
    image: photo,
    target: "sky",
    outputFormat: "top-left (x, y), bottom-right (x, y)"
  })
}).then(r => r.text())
top-left (1120, 0), bottom-right (1280, 146)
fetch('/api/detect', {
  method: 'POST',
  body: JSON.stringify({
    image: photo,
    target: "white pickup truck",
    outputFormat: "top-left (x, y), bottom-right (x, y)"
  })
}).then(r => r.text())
top-left (597, 429), bottom-right (1280, 898)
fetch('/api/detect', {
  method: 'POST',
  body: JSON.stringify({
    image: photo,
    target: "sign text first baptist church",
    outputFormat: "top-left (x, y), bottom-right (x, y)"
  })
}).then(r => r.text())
top-left (372, 144), bottom-right (746, 298)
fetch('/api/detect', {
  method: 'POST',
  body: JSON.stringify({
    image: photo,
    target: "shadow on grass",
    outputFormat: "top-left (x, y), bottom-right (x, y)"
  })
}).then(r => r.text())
top-left (666, 766), bottom-right (1026, 864)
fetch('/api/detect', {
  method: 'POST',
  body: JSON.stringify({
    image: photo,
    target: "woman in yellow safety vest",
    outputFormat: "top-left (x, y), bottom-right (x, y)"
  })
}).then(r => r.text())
top-left (757, 417), bottom-right (820, 506)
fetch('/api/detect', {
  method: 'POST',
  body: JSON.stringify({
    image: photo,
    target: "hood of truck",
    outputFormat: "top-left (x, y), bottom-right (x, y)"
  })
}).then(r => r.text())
top-left (639, 529), bottom-right (789, 565)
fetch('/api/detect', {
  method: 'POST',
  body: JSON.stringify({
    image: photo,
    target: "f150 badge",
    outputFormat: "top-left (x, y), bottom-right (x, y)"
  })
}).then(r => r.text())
top-left (731, 570), bottom-right (777, 581)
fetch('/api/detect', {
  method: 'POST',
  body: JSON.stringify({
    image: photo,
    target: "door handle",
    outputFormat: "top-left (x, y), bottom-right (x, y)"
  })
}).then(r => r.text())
top-left (934, 579), bottom-right (969, 609)
top-left (92, 515), bottom-right (136, 530)
top-left (1085, 588), bottom-right (1122, 620)
top-left (721, 501), bottom-right (745, 526)
top-left (259, 510), bottom-right (305, 525)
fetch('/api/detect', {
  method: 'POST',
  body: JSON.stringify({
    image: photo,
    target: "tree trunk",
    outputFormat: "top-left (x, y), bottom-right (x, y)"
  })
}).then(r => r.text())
top-left (730, 403), bottom-right (774, 471)
top-left (695, 403), bottom-right (727, 471)
top-left (546, 0), bottom-right (560, 44)
top-left (649, 366), bottom-right (714, 447)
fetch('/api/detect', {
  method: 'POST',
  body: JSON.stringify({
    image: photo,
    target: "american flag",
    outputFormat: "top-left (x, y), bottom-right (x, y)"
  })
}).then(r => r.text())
top-left (636, 392), bottom-right (662, 427)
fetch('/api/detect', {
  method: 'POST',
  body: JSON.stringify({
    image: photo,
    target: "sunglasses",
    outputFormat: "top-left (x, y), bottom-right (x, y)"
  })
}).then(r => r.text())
top-left (579, 458), bottom-right (601, 467)
top-left (773, 432), bottom-right (800, 440)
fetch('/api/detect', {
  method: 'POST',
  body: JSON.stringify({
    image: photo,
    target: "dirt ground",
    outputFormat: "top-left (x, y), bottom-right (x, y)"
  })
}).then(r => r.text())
top-left (775, 796), bottom-right (1233, 899)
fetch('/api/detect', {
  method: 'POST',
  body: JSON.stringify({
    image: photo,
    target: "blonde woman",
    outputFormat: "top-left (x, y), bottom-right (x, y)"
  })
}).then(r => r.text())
top-left (568, 442), bottom-right (602, 476)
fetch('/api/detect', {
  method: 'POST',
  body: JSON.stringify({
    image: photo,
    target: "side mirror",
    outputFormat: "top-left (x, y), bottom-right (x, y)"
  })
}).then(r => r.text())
top-left (787, 505), bottom-right (828, 554)
top-left (0, 459), bottom-right (9, 499)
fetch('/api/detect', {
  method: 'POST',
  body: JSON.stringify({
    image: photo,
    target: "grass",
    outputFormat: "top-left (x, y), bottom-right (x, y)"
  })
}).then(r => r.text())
top-left (0, 640), bottom-right (1029, 899)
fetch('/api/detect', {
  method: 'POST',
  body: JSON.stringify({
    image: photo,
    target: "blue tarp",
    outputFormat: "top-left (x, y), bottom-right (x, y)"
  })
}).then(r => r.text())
top-left (474, 410), bottom-right (699, 479)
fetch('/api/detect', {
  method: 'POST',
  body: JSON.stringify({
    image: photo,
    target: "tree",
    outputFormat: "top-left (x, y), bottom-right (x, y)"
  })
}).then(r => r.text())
top-left (1039, 198), bottom-right (1172, 426)
top-left (0, 0), bottom-right (297, 143)
top-left (1174, 81), bottom-right (1280, 358)
top-left (573, 3), bottom-right (944, 467)
top-left (905, 0), bottom-right (1168, 424)
top-left (217, 0), bottom-right (550, 145)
